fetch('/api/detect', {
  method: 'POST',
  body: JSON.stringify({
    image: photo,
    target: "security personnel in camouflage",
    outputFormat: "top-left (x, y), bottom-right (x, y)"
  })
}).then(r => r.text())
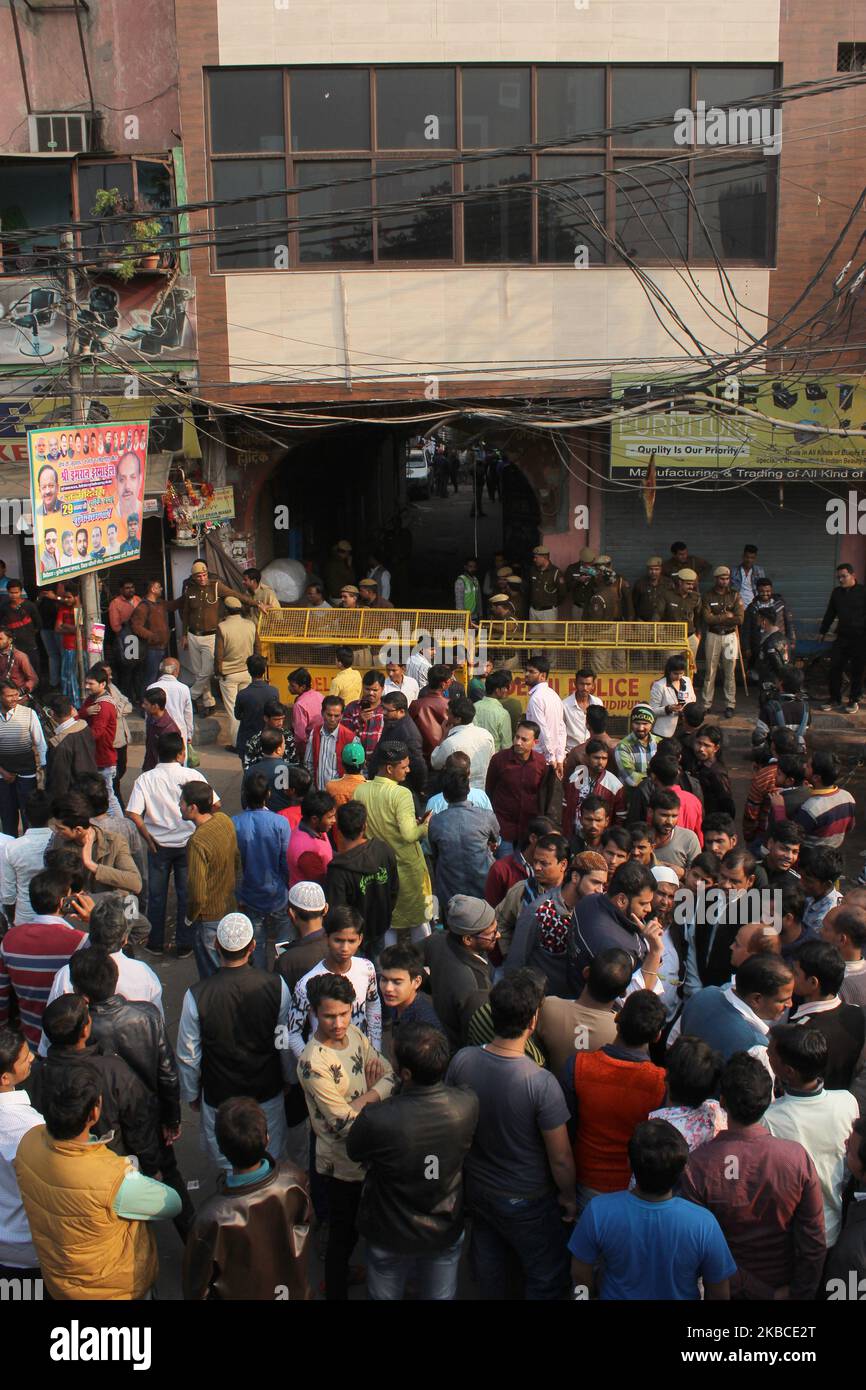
top-left (584, 556), bottom-right (633, 673)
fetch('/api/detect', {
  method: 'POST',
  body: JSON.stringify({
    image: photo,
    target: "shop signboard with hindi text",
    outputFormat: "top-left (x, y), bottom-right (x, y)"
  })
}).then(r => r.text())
top-left (28, 421), bottom-right (148, 581)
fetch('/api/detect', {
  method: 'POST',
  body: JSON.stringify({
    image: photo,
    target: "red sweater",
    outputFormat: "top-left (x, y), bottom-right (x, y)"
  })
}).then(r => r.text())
top-left (80, 692), bottom-right (118, 768)
top-left (571, 1049), bottom-right (666, 1190)
top-left (0, 917), bottom-right (86, 1046)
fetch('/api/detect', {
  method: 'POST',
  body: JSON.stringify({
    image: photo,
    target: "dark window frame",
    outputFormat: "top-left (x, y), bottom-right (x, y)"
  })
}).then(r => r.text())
top-left (205, 63), bottom-right (779, 273)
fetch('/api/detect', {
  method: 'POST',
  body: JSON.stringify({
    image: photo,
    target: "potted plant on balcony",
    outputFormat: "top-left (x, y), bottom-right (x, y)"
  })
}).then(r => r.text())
top-left (90, 186), bottom-right (127, 271)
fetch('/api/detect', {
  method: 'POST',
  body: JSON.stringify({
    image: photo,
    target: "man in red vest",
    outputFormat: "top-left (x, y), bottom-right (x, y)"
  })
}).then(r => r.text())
top-left (304, 696), bottom-right (359, 791)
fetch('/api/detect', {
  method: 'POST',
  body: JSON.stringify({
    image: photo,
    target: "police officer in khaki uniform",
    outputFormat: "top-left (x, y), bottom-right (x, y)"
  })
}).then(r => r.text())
top-left (563, 546), bottom-right (598, 619)
top-left (488, 592), bottom-right (520, 669)
top-left (528, 545), bottom-right (566, 619)
top-left (701, 564), bottom-right (745, 717)
top-left (181, 560), bottom-right (255, 713)
top-left (661, 568), bottom-right (703, 664)
top-left (633, 556), bottom-right (670, 621)
top-left (506, 572), bottom-right (528, 620)
top-left (214, 595), bottom-right (261, 746)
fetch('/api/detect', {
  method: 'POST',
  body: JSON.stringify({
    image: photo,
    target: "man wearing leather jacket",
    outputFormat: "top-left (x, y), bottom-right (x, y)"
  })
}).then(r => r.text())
top-left (346, 1021), bottom-right (478, 1300)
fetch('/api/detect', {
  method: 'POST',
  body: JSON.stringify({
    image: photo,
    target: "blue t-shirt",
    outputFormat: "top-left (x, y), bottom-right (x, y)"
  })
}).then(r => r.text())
top-left (568, 1191), bottom-right (736, 1300)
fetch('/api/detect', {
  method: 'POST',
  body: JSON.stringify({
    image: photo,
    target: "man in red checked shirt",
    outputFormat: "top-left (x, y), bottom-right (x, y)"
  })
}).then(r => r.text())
top-left (80, 663), bottom-right (123, 819)
top-left (341, 669), bottom-right (386, 758)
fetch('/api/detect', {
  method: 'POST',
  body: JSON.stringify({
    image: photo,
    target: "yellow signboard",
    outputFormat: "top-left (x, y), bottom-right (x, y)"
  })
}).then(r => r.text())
top-left (612, 374), bottom-right (866, 480)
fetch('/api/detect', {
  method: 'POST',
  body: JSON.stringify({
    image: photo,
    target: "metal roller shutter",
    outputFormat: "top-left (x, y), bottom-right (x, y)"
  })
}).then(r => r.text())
top-left (601, 480), bottom-right (839, 637)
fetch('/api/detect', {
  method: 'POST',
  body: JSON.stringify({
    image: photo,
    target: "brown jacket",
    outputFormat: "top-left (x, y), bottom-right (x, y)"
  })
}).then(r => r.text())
top-left (182, 1157), bottom-right (311, 1301)
top-left (528, 564), bottom-right (566, 612)
top-left (409, 688), bottom-right (450, 761)
top-left (181, 577), bottom-right (254, 636)
top-left (662, 589), bottom-right (703, 635)
top-left (701, 586), bottom-right (745, 635)
top-left (49, 824), bottom-right (142, 897)
top-left (130, 599), bottom-right (170, 649)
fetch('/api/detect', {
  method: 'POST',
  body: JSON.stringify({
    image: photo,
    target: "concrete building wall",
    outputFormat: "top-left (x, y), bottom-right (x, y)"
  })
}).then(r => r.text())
top-left (0, 0), bottom-right (180, 153)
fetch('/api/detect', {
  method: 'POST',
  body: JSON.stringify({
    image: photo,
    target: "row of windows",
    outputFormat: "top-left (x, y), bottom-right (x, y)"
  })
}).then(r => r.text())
top-left (207, 65), bottom-right (778, 269)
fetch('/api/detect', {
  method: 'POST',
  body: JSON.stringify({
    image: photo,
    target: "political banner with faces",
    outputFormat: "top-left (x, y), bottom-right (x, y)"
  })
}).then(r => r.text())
top-left (28, 420), bottom-right (149, 580)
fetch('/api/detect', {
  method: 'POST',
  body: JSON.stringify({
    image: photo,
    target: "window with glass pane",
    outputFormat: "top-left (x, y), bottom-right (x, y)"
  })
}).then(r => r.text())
top-left (464, 156), bottom-right (531, 263)
top-left (462, 68), bottom-right (530, 148)
top-left (78, 162), bottom-right (134, 250)
top-left (376, 164), bottom-right (453, 259)
top-left (613, 68), bottom-right (690, 147)
top-left (697, 67), bottom-right (777, 107)
top-left (291, 69), bottom-right (370, 150)
top-left (693, 158), bottom-right (769, 261)
top-left (210, 70), bottom-right (285, 153)
top-left (538, 156), bottom-right (606, 263)
top-left (212, 160), bottom-right (287, 268)
top-left (614, 163), bottom-right (688, 259)
top-left (538, 68), bottom-right (605, 144)
top-left (297, 161), bottom-right (373, 262)
top-left (375, 68), bottom-right (455, 148)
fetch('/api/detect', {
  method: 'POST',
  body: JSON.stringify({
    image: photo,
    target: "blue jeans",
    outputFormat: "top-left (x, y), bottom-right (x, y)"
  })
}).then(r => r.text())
top-left (0, 773), bottom-right (36, 837)
top-left (200, 1094), bottom-right (288, 1171)
top-left (146, 843), bottom-right (189, 950)
top-left (41, 629), bottom-right (62, 687)
top-left (60, 647), bottom-right (80, 707)
top-left (143, 647), bottom-right (166, 690)
top-left (245, 904), bottom-right (294, 971)
top-left (192, 919), bottom-right (222, 979)
top-left (98, 764), bottom-right (124, 820)
top-left (366, 1234), bottom-right (464, 1300)
top-left (465, 1177), bottom-right (571, 1300)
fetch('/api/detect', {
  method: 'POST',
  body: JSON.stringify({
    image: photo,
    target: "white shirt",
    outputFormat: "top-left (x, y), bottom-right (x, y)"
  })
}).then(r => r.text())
top-left (0, 827), bottom-right (55, 923)
top-left (430, 723), bottom-right (496, 790)
top-left (406, 652), bottom-right (431, 689)
top-left (562, 693), bottom-right (603, 751)
top-left (383, 675), bottom-right (420, 706)
top-left (152, 675), bottom-right (194, 743)
top-left (525, 681), bottom-right (566, 765)
top-left (764, 1087), bottom-right (858, 1245)
top-left (126, 762), bottom-right (218, 847)
top-left (649, 676), bottom-right (697, 739)
top-left (38, 946), bottom-right (163, 1055)
top-left (176, 975), bottom-right (294, 1099)
top-left (0, 1090), bottom-right (42, 1267)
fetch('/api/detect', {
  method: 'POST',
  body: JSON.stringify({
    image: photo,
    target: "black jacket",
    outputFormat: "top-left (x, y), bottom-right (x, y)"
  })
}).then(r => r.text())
top-left (27, 1041), bottom-right (162, 1174)
top-left (45, 721), bottom-right (98, 801)
top-left (823, 1180), bottom-right (866, 1297)
top-left (821, 583), bottom-right (866, 640)
top-left (87, 993), bottom-right (181, 1126)
top-left (369, 714), bottom-right (427, 798)
top-left (234, 680), bottom-right (280, 762)
top-left (426, 932), bottom-right (491, 1051)
top-left (567, 892), bottom-right (650, 994)
top-left (346, 1082), bottom-right (479, 1253)
top-left (325, 839), bottom-right (399, 950)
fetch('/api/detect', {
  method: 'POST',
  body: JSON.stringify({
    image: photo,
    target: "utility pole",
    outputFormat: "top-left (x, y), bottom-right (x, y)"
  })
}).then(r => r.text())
top-left (62, 230), bottom-right (100, 691)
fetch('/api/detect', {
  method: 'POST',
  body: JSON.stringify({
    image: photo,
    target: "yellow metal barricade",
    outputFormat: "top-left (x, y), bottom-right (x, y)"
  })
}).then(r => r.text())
top-left (476, 619), bottom-right (692, 729)
top-left (257, 609), bottom-right (688, 730)
top-left (257, 608), bottom-right (472, 700)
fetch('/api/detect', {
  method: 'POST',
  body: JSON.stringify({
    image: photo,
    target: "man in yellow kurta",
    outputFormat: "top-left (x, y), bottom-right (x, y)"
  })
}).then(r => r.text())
top-left (353, 740), bottom-right (432, 943)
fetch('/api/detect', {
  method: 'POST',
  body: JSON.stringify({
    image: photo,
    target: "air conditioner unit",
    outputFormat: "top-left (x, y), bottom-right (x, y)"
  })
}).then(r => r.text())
top-left (28, 111), bottom-right (97, 154)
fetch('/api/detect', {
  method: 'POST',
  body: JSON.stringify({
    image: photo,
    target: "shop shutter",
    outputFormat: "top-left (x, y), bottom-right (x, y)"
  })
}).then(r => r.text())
top-left (601, 480), bottom-right (839, 637)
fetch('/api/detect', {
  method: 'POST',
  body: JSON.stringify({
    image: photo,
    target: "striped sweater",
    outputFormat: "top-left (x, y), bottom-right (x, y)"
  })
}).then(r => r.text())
top-left (186, 812), bottom-right (240, 924)
top-left (0, 916), bottom-right (85, 1045)
top-left (795, 786), bottom-right (856, 848)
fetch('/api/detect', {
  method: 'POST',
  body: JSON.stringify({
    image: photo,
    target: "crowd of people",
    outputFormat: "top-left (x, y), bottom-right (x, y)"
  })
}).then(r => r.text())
top-left (0, 543), bottom-right (865, 1306)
